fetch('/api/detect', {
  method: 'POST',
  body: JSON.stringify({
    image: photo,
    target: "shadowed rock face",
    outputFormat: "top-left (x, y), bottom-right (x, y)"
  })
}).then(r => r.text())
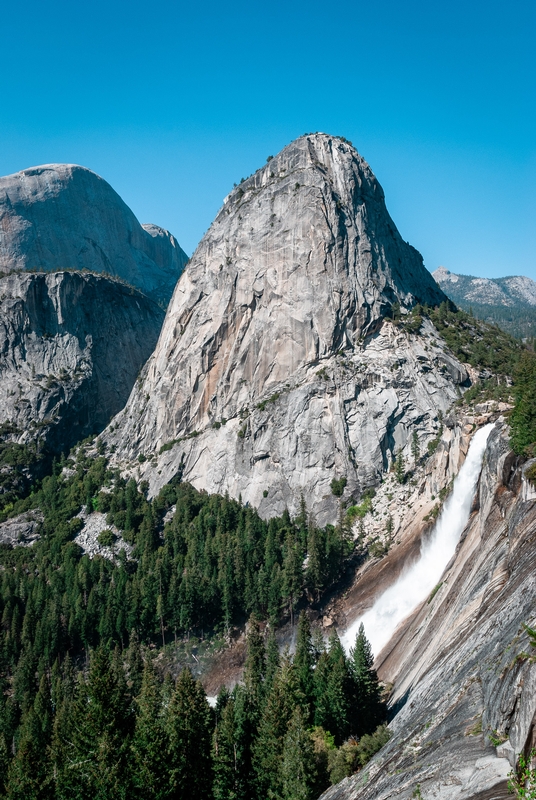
top-left (320, 423), bottom-right (536, 800)
top-left (0, 164), bottom-right (187, 305)
top-left (107, 133), bottom-right (454, 522)
top-left (0, 270), bottom-right (164, 456)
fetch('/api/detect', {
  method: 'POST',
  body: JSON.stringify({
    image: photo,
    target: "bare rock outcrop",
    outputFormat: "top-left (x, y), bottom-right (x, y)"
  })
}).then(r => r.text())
top-left (108, 133), bottom-right (454, 523)
top-left (0, 270), bottom-right (164, 457)
top-left (321, 422), bottom-right (536, 800)
top-left (0, 164), bottom-right (187, 305)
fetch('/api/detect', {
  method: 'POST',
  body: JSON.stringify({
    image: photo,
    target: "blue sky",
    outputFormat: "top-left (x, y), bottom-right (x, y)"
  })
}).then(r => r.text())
top-left (1, 0), bottom-right (534, 279)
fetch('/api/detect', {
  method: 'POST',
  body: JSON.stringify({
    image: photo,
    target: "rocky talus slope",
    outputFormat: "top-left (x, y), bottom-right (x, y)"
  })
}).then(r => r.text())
top-left (107, 133), bottom-right (453, 523)
top-left (0, 270), bottom-right (164, 456)
top-left (321, 421), bottom-right (536, 800)
top-left (0, 163), bottom-right (187, 305)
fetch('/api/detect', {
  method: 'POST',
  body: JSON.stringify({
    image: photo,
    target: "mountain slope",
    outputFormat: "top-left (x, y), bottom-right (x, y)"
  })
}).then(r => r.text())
top-left (107, 133), bottom-right (459, 523)
top-left (322, 422), bottom-right (536, 800)
top-left (0, 270), bottom-right (164, 463)
top-left (433, 266), bottom-right (536, 339)
top-left (0, 163), bottom-right (187, 305)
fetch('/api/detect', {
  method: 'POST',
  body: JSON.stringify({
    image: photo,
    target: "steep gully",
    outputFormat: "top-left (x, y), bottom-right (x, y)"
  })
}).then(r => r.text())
top-left (341, 423), bottom-right (494, 657)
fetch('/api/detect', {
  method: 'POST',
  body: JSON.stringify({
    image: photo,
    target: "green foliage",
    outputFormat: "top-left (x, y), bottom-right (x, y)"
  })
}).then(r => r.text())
top-left (330, 477), bottom-right (347, 497)
top-left (97, 528), bottom-right (116, 546)
top-left (427, 583), bottom-right (442, 604)
top-left (411, 431), bottom-right (420, 463)
top-left (510, 352), bottom-right (536, 455)
top-left (256, 392), bottom-right (281, 412)
top-left (0, 434), bottom-right (392, 798)
top-left (0, 435), bottom-right (45, 518)
top-left (426, 302), bottom-right (522, 375)
top-left (346, 489), bottom-right (375, 523)
top-left (508, 749), bottom-right (536, 799)
top-left (368, 539), bottom-right (389, 559)
top-left (328, 724), bottom-right (391, 783)
top-left (427, 426), bottom-right (443, 455)
top-left (395, 452), bottom-right (405, 484)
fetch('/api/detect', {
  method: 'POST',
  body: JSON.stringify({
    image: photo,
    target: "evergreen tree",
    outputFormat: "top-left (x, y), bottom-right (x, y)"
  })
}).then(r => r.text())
top-left (395, 451), bottom-right (405, 484)
top-left (282, 530), bottom-right (302, 627)
top-left (126, 629), bottom-right (144, 697)
top-left (253, 652), bottom-right (301, 800)
top-left (212, 690), bottom-right (240, 800)
top-left (280, 706), bottom-right (317, 800)
top-left (54, 646), bottom-right (133, 800)
top-left (264, 627), bottom-right (280, 696)
top-left (305, 521), bottom-right (323, 601)
top-left (5, 697), bottom-right (52, 800)
top-left (131, 659), bottom-right (168, 800)
top-left (165, 668), bottom-right (212, 800)
top-left (243, 615), bottom-right (266, 715)
top-left (349, 623), bottom-right (383, 736)
top-left (293, 611), bottom-right (314, 718)
top-left (411, 431), bottom-right (420, 465)
top-left (314, 632), bottom-right (352, 744)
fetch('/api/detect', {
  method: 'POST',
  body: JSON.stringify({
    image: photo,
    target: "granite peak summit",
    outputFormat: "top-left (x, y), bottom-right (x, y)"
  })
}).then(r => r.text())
top-left (107, 133), bottom-right (458, 522)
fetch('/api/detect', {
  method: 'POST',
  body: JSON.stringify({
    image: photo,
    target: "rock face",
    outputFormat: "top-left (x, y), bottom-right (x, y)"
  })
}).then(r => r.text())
top-left (108, 133), bottom-right (455, 523)
top-left (434, 266), bottom-right (536, 308)
top-left (0, 270), bottom-right (164, 456)
top-left (433, 266), bottom-right (536, 339)
top-left (0, 164), bottom-right (187, 305)
top-left (321, 422), bottom-right (536, 800)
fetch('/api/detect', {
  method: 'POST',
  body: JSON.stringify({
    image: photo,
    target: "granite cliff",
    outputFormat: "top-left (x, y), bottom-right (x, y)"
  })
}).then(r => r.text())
top-left (0, 270), bottom-right (164, 458)
top-left (321, 419), bottom-right (536, 800)
top-left (108, 133), bottom-right (455, 523)
top-left (0, 163), bottom-right (187, 305)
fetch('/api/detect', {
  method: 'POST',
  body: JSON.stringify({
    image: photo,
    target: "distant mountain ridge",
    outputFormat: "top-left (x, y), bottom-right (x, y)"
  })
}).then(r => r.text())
top-left (433, 266), bottom-right (536, 339)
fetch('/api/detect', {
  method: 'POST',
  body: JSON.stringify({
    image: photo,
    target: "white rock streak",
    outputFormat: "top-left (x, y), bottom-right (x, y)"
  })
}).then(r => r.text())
top-left (342, 423), bottom-right (494, 657)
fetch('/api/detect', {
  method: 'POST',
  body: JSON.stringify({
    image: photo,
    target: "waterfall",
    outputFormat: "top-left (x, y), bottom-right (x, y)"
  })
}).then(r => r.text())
top-left (341, 423), bottom-right (494, 657)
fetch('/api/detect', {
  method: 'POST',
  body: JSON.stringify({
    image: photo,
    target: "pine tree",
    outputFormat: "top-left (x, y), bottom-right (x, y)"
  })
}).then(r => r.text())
top-left (165, 668), bottom-right (212, 800)
top-left (280, 706), bottom-right (317, 800)
top-left (349, 623), bottom-right (383, 736)
top-left (54, 646), bottom-right (133, 800)
top-left (253, 652), bottom-right (301, 800)
top-left (314, 632), bottom-right (352, 744)
top-left (264, 627), bottom-right (280, 696)
top-left (282, 530), bottom-right (302, 627)
top-left (395, 451), bottom-right (405, 484)
top-left (131, 659), bottom-right (168, 800)
top-left (212, 690), bottom-right (240, 800)
top-left (230, 684), bottom-right (256, 800)
top-left (305, 521), bottom-right (323, 601)
top-left (126, 629), bottom-right (144, 697)
top-left (243, 615), bottom-right (266, 715)
top-left (411, 431), bottom-right (420, 465)
top-left (5, 677), bottom-right (53, 800)
top-left (293, 611), bottom-right (314, 718)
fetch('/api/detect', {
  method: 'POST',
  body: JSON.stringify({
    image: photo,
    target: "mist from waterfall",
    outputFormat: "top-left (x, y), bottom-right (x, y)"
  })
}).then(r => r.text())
top-left (341, 423), bottom-right (494, 657)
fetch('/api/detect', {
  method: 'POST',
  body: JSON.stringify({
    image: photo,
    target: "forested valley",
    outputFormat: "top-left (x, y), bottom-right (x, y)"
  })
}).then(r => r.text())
top-left (0, 304), bottom-right (535, 798)
top-left (0, 427), bottom-right (387, 798)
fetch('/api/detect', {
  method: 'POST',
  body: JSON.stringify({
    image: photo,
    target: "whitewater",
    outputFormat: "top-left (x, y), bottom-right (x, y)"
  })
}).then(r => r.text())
top-left (341, 423), bottom-right (494, 657)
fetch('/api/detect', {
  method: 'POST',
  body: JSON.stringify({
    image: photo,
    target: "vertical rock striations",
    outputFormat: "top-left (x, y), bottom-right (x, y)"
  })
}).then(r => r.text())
top-left (108, 133), bottom-right (456, 522)
top-left (0, 164), bottom-right (187, 305)
top-left (321, 422), bottom-right (536, 800)
top-left (0, 270), bottom-right (164, 457)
